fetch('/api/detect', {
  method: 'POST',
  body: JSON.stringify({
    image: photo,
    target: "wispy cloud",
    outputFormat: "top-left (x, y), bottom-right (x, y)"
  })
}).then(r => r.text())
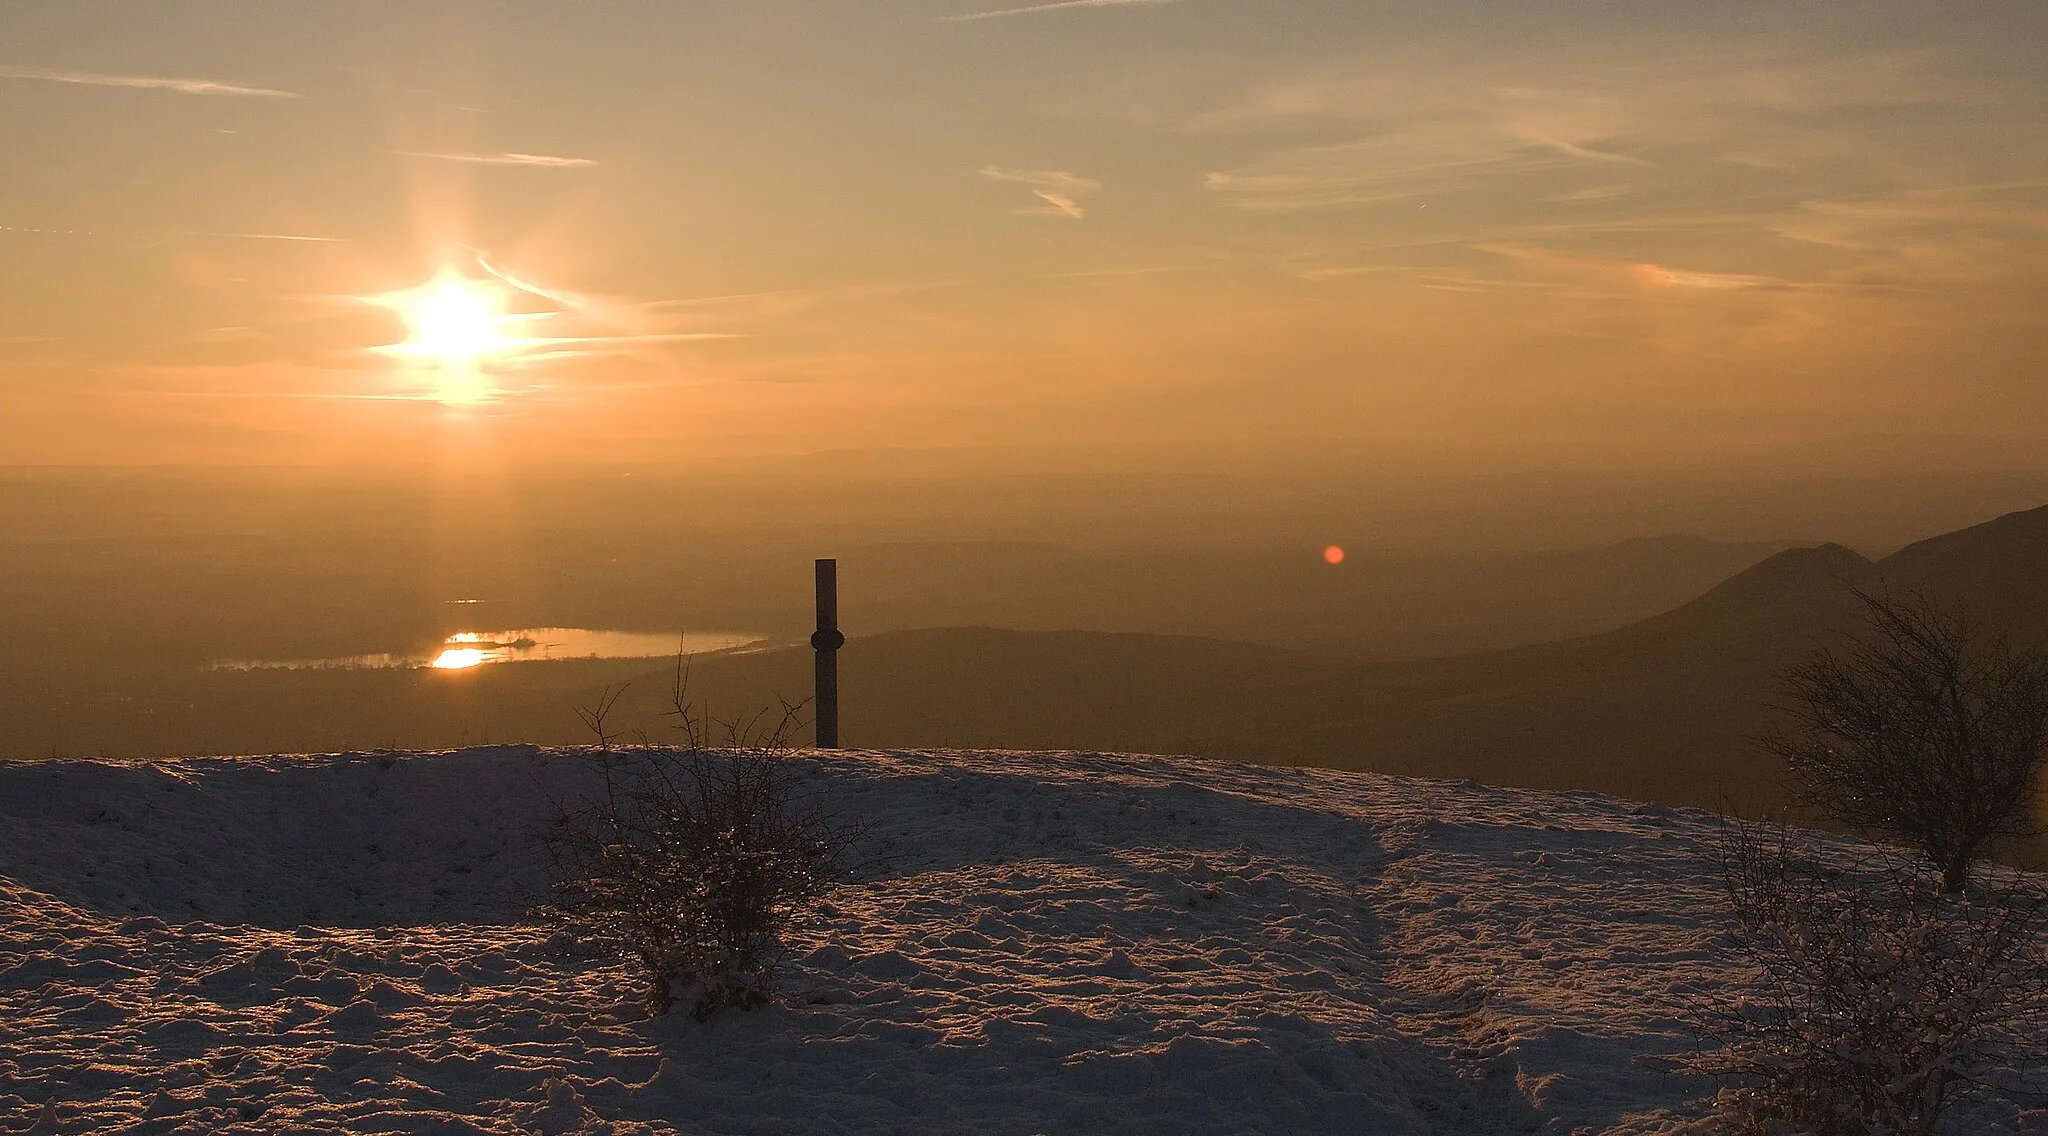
top-left (1199, 80), bottom-right (1649, 214)
top-left (193, 327), bottom-right (268, 345)
top-left (1048, 264), bottom-right (1199, 278)
top-left (1203, 140), bottom-right (1546, 214)
top-left (393, 151), bottom-right (598, 169)
top-left (0, 223), bottom-right (104, 238)
top-left (4, 223), bottom-right (344, 243)
top-left (943, 0), bottom-right (1178, 22)
top-left (1643, 268), bottom-right (1771, 289)
top-left (1193, 37), bottom-right (2048, 320)
top-left (981, 166), bottom-right (1102, 219)
top-left (0, 64), bottom-right (300, 98)
top-left (1456, 243), bottom-right (1866, 311)
top-left (193, 231), bottom-right (347, 243)
top-left (1195, 46), bottom-right (2015, 218)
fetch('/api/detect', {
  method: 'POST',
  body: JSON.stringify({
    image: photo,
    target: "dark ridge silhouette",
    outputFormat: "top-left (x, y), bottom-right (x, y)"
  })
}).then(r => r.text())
top-left (1883, 501), bottom-right (2048, 572)
top-left (1877, 502), bottom-right (2048, 645)
top-left (635, 506), bottom-right (2047, 863)
top-left (1665, 542), bottom-right (1876, 617)
top-left (1582, 542), bottom-right (1878, 653)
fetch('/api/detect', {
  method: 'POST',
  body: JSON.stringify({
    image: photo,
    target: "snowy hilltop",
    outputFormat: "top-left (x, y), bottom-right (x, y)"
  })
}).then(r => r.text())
top-left (0, 747), bottom-right (2040, 1134)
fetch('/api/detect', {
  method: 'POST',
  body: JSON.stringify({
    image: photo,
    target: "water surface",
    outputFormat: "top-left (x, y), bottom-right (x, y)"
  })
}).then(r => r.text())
top-left (214, 629), bottom-right (765, 672)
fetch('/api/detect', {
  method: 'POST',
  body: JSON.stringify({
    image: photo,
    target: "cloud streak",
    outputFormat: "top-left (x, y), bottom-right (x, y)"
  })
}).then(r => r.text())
top-left (943, 0), bottom-right (1178, 23)
top-left (194, 231), bottom-right (347, 243)
top-left (393, 151), bottom-right (598, 168)
top-left (0, 64), bottom-right (300, 98)
top-left (981, 166), bottom-right (1102, 219)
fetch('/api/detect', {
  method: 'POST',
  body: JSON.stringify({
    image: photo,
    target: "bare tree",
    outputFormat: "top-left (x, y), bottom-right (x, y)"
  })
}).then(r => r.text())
top-left (1686, 820), bottom-right (2047, 1135)
top-left (1766, 590), bottom-right (2048, 893)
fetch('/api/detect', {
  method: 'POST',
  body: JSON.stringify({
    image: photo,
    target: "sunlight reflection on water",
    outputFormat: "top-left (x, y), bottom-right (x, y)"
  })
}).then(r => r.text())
top-left (212, 629), bottom-right (766, 672)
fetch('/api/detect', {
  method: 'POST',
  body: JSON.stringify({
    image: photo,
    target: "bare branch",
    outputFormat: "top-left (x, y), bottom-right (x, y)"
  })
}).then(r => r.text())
top-left (1766, 589), bottom-right (2048, 893)
top-left (574, 684), bottom-right (631, 752)
top-left (1683, 818), bottom-right (2048, 1133)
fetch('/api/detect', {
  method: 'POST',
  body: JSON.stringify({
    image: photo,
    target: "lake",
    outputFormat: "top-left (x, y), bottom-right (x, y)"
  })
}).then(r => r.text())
top-left (213, 629), bottom-right (767, 672)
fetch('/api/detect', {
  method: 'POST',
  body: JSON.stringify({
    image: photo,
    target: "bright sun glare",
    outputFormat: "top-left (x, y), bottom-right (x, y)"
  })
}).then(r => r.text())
top-left (430, 632), bottom-right (492, 669)
top-left (431, 648), bottom-right (488, 670)
top-left (403, 272), bottom-right (507, 363)
top-left (377, 268), bottom-right (518, 406)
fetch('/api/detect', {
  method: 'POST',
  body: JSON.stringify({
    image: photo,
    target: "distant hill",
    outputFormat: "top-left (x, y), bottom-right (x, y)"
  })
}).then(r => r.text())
top-left (831, 533), bottom-right (1806, 658)
top-left (645, 504), bottom-right (2048, 862)
top-left (1878, 502), bottom-right (2048, 642)
top-left (1268, 542), bottom-right (1889, 805)
top-left (0, 529), bottom-right (1801, 758)
top-left (9, 501), bottom-right (2043, 867)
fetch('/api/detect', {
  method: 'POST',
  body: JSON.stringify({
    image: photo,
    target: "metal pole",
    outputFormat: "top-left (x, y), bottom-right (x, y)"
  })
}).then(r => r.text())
top-left (811, 558), bottom-right (843, 748)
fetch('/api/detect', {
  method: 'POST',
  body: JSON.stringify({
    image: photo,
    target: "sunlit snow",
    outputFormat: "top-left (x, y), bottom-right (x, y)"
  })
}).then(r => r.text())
top-left (0, 748), bottom-right (2040, 1134)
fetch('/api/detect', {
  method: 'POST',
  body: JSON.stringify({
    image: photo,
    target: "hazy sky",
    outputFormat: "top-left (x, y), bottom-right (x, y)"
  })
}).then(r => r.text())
top-left (3, 1), bottom-right (2045, 472)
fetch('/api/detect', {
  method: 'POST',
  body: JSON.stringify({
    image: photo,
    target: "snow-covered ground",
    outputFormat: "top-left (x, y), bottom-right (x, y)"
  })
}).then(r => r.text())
top-left (0, 747), bottom-right (2039, 1135)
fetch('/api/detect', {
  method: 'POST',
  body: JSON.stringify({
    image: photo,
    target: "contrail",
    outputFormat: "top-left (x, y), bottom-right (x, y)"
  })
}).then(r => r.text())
top-left (0, 64), bottom-right (300, 98)
top-left (943, 0), bottom-right (1179, 23)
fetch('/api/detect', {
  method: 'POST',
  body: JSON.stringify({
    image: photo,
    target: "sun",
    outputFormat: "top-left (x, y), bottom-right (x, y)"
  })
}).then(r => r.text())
top-left (373, 268), bottom-right (519, 405)
top-left (401, 271), bottom-right (508, 363)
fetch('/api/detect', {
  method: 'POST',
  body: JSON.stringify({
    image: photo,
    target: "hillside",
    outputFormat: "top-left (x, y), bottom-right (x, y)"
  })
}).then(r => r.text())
top-left (647, 506), bottom-right (2048, 829)
top-left (1279, 506), bottom-right (2048, 809)
top-left (0, 522), bottom-right (1801, 762)
top-left (1269, 541), bottom-right (1887, 803)
top-left (7, 505), bottom-right (2044, 857)
top-left (1880, 502), bottom-right (2048, 642)
top-left (6, 746), bottom-right (2041, 1134)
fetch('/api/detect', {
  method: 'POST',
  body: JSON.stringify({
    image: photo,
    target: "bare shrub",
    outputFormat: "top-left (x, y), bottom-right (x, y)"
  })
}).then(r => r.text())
top-left (1765, 589), bottom-right (2048, 893)
top-left (1687, 819), bottom-right (2047, 1135)
top-left (541, 659), bottom-right (855, 1018)
top-left (659, 652), bottom-right (808, 753)
top-left (574, 683), bottom-right (632, 750)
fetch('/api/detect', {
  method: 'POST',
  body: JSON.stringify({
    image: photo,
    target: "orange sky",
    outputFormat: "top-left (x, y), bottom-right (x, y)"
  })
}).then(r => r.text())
top-left (2, 2), bottom-right (2045, 474)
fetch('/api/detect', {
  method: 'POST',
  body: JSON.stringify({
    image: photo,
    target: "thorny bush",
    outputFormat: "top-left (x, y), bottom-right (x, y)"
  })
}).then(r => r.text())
top-left (1686, 819), bottom-right (2047, 1135)
top-left (541, 664), bottom-right (859, 1018)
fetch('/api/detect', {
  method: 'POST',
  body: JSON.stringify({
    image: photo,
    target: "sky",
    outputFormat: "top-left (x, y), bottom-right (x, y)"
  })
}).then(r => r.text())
top-left (2, 0), bottom-right (2046, 473)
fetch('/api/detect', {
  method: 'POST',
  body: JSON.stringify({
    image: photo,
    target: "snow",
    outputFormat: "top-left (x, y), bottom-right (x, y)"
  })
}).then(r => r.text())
top-left (0, 746), bottom-right (2040, 1135)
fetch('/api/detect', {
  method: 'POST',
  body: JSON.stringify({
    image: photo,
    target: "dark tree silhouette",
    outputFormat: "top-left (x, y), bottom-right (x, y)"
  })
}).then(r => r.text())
top-left (1766, 590), bottom-right (2048, 893)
